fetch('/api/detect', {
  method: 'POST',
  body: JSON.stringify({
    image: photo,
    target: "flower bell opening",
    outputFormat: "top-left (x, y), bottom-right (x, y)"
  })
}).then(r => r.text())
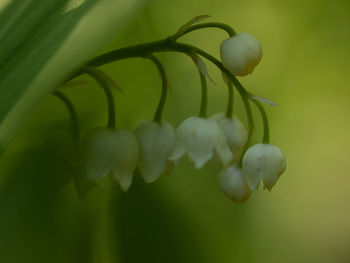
top-left (84, 127), bottom-right (139, 191)
top-left (134, 120), bottom-right (175, 183)
top-left (242, 144), bottom-right (286, 191)
top-left (169, 116), bottom-right (232, 169)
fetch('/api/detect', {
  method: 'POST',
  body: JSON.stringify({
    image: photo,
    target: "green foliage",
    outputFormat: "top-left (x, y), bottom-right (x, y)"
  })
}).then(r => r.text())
top-left (0, 0), bottom-right (144, 154)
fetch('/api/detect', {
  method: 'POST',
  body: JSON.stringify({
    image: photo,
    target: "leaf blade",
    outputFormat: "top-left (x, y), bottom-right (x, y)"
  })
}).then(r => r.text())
top-left (0, 0), bottom-right (145, 154)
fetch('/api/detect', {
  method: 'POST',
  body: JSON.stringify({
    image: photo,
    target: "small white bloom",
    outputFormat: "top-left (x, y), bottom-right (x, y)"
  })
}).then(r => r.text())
top-left (218, 165), bottom-right (251, 202)
top-left (242, 144), bottom-right (286, 191)
top-left (169, 116), bottom-right (232, 169)
top-left (211, 113), bottom-right (247, 162)
top-left (220, 32), bottom-right (262, 76)
top-left (84, 127), bottom-right (138, 191)
top-left (134, 120), bottom-right (175, 183)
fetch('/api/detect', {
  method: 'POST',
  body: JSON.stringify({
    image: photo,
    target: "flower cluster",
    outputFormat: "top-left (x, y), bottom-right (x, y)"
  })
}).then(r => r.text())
top-left (57, 16), bottom-right (286, 202)
top-left (83, 114), bottom-right (285, 201)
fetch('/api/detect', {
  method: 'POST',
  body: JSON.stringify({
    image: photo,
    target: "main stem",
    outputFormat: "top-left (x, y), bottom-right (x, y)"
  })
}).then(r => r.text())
top-left (85, 39), bottom-right (252, 123)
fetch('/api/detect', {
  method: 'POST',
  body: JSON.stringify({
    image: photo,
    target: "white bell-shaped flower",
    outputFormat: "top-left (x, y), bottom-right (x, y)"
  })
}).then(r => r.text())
top-left (84, 127), bottom-right (139, 191)
top-left (169, 116), bottom-right (232, 169)
top-left (218, 165), bottom-right (251, 203)
top-left (211, 113), bottom-right (247, 162)
top-left (134, 120), bottom-right (175, 183)
top-left (220, 32), bottom-right (262, 76)
top-left (242, 144), bottom-right (286, 191)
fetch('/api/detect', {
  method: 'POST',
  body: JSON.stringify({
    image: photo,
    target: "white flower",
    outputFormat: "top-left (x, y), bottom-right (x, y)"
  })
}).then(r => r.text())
top-left (134, 120), bottom-right (175, 183)
top-left (220, 32), bottom-right (262, 76)
top-left (211, 113), bottom-right (247, 162)
top-left (169, 116), bottom-right (232, 169)
top-left (218, 165), bottom-right (251, 203)
top-left (242, 144), bottom-right (286, 191)
top-left (84, 127), bottom-right (138, 191)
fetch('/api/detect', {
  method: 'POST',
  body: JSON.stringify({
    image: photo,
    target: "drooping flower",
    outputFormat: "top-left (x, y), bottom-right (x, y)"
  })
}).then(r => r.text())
top-left (169, 116), bottom-right (232, 169)
top-left (134, 120), bottom-right (175, 183)
top-left (211, 113), bottom-right (247, 162)
top-left (218, 164), bottom-right (251, 202)
top-left (220, 32), bottom-right (262, 76)
top-left (242, 144), bottom-right (286, 191)
top-left (84, 127), bottom-right (138, 191)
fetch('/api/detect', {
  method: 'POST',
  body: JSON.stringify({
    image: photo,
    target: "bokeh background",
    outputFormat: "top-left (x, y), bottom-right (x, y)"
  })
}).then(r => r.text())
top-left (1, 0), bottom-right (350, 262)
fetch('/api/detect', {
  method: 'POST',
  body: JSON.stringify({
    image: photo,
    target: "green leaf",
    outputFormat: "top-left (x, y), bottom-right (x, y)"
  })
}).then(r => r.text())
top-left (251, 94), bottom-right (277, 107)
top-left (190, 53), bottom-right (216, 85)
top-left (0, 0), bottom-right (145, 155)
top-left (172, 14), bottom-right (210, 40)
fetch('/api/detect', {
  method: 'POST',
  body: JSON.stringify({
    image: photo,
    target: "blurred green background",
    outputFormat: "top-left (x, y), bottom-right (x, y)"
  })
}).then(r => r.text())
top-left (1, 0), bottom-right (350, 262)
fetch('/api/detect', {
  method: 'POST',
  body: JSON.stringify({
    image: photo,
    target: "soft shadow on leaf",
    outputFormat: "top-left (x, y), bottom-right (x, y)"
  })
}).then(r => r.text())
top-left (110, 176), bottom-right (211, 263)
top-left (0, 131), bottom-right (95, 263)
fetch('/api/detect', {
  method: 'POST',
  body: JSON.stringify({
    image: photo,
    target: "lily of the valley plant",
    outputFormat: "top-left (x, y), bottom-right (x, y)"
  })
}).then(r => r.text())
top-left (56, 15), bottom-right (286, 203)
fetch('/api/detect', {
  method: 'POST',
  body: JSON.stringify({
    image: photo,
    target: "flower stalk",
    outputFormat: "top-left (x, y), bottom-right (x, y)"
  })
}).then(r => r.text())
top-left (252, 99), bottom-right (270, 144)
top-left (143, 54), bottom-right (168, 124)
top-left (225, 80), bottom-right (234, 119)
top-left (198, 70), bottom-right (208, 118)
top-left (80, 66), bottom-right (116, 129)
top-left (53, 90), bottom-right (80, 140)
top-left (180, 22), bottom-right (236, 38)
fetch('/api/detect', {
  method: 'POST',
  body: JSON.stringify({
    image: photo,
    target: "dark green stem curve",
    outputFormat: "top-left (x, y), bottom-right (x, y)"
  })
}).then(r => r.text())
top-left (198, 70), bottom-right (208, 118)
top-left (80, 66), bottom-right (116, 129)
top-left (144, 54), bottom-right (168, 124)
top-left (53, 91), bottom-right (80, 140)
top-left (252, 100), bottom-right (270, 144)
top-left (181, 22), bottom-right (236, 38)
top-left (225, 80), bottom-right (234, 118)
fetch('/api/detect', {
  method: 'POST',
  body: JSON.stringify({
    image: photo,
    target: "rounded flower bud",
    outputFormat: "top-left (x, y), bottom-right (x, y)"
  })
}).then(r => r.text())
top-left (84, 127), bottom-right (139, 191)
top-left (242, 144), bottom-right (286, 191)
top-left (211, 113), bottom-right (247, 162)
top-left (134, 120), bottom-right (175, 183)
top-left (169, 116), bottom-right (233, 169)
top-left (220, 32), bottom-right (262, 76)
top-left (218, 165), bottom-right (251, 203)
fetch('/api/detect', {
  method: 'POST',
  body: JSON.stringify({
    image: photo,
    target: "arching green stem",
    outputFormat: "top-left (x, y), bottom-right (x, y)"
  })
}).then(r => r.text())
top-left (144, 54), bottom-right (168, 124)
top-left (198, 70), bottom-right (208, 118)
top-left (229, 78), bottom-right (254, 147)
top-left (181, 22), bottom-right (236, 38)
top-left (225, 80), bottom-right (234, 118)
top-left (252, 100), bottom-right (270, 144)
top-left (80, 66), bottom-right (116, 129)
top-left (69, 38), bottom-right (254, 135)
top-left (53, 90), bottom-right (80, 141)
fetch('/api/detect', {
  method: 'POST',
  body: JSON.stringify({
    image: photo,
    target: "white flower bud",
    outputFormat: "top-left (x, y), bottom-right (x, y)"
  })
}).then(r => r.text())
top-left (211, 113), bottom-right (247, 162)
top-left (218, 165), bottom-right (251, 203)
top-left (84, 127), bottom-right (139, 191)
top-left (242, 144), bottom-right (286, 191)
top-left (134, 120), bottom-right (175, 183)
top-left (220, 32), bottom-right (262, 76)
top-left (169, 116), bottom-right (233, 169)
